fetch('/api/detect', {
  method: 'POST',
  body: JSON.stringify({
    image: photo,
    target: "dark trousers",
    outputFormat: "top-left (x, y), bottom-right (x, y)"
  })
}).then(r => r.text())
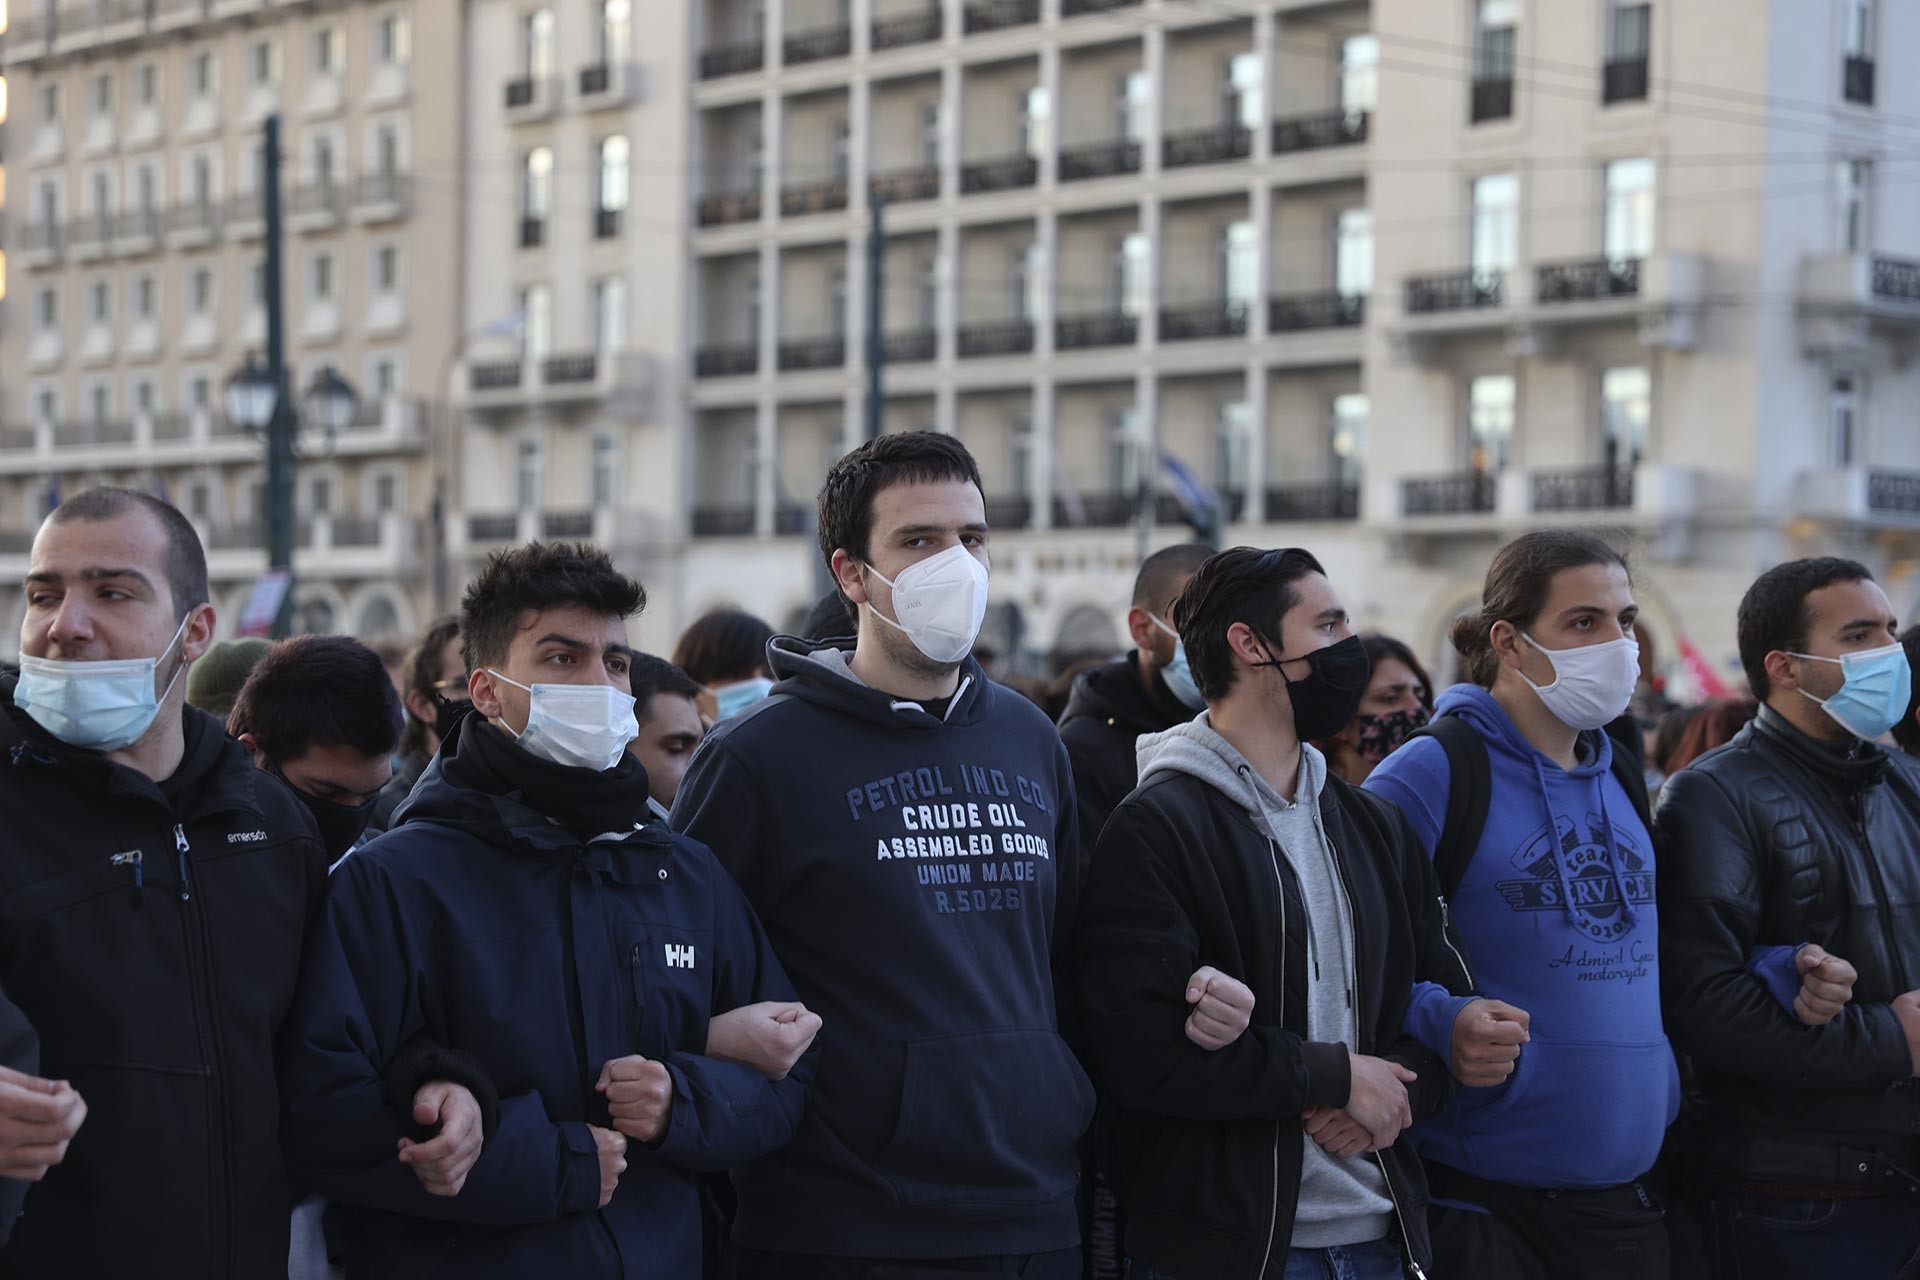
top-left (726, 1246), bottom-right (1083, 1280)
top-left (1702, 1192), bottom-right (1920, 1280)
top-left (1426, 1164), bottom-right (1669, 1280)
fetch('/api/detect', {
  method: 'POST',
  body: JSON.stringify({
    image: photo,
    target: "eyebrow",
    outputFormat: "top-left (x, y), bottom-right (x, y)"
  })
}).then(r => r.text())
top-left (26, 567), bottom-right (157, 591)
top-left (1836, 617), bottom-right (1893, 633)
top-left (534, 633), bottom-right (633, 660)
top-left (1315, 608), bottom-right (1349, 624)
top-left (895, 522), bottom-right (989, 539)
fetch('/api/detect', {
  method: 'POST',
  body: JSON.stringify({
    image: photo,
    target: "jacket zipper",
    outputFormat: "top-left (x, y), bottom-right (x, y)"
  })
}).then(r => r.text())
top-left (111, 850), bottom-right (144, 910)
top-left (175, 822), bottom-right (235, 1276)
top-left (1439, 897), bottom-right (1475, 988)
top-left (1851, 798), bottom-right (1910, 990)
top-left (1374, 1152), bottom-right (1429, 1280)
top-left (1257, 834), bottom-right (1289, 1280)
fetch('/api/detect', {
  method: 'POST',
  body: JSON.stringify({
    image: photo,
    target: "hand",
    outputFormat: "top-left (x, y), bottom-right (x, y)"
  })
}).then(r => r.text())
top-left (706, 1001), bottom-right (823, 1081)
top-left (1343, 1054), bottom-right (1418, 1150)
top-left (586, 1124), bottom-right (627, 1208)
top-left (596, 1056), bottom-right (673, 1145)
top-left (1893, 990), bottom-right (1920, 1077)
top-left (0, 1066), bottom-right (86, 1182)
top-left (1449, 998), bottom-right (1531, 1088)
top-left (1302, 1107), bottom-right (1377, 1157)
top-left (1183, 967), bottom-right (1256, 1052)
top-left (396, 1080), bottom-right (483, 1197)
top-left (1791, 946), bottom-right (1856, 1026)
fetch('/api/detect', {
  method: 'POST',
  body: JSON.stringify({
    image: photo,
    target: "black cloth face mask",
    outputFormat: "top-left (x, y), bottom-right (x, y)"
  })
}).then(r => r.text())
top-left (1253, 634), bottom-right (1373, 742)
top-left (431, 694), bottom-right (471, 745)
top-left (267, 760), bottom-right (378, 862)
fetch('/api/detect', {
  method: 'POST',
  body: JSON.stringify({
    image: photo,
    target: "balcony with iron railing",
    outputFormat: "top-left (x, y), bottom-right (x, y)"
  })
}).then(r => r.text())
top-left (700, 38), bottom-right (765, 79)
top-left (962, 0), bottom-right (1037, 32)
top-left (1059, 139), bottom-right (1143, 182)
top-left (20, 222), bottom-right (62, 265)
top-left (1271, 108), bottom-right (1370, 154)
top-left (774, 504), bottom-right (812, 535)
top-left (1533, 466), bottom-right (1635, 512)
top-left (504, 75), bottom-right (536, 108)
top-left (67, 213), bottom-right (115, 261)
top-left (1062, 0), bottom-right (1140, 16)
top-left (1159, 300), bottom-right (1248, 342)
top-left (883, 330), bottom-right (938, 363)
top-left (166, 200), bottom-right (221, 246)
top-left (1535, 257), bottom-right (1641, 304)
top-left (1055, 311), bottom-right (1139, 350)
top-left (1403, 470), bottom-right (1498, 516)
top-left (1265, 482), bottom-right (1361, 522)
top-left (113, 208), bottom-right (164, 254)
top-left (1162, 124), bottom-right (1250, 170)
top-left (778, 336), bottom-right (847, 371)
top-left (869, 166), bottom-right (941, 204)
top-left (1872, 256), bottom-right (1920, 305)
top-left (1843, 55), bottom-right (1874, 106)
top-left (353, 171), bottom-right (413, 222)
top-left (1795, 252), bottom-right (1920, 356)
top-left (692, 505), bottom-right (758, 537)
top-left (1470, 76), bottom-right (1515, 123)
top-left (520, 217), bottom-right (546, 249)
top-left (960, 154), bottom-right (1038, 194)
top-left (1405, 270), bottom-right (1503, 314)
top-left (1061, 491), bottom-right (1142, 527)
top-left (542, 352), bottom-right (600, 388)
top-left (872, 6), bottom-right (942, 50)
top-left (698, 189), bottom-right (764, 226)
top-left (695, 344), bottom-right (760, 378)
top-left (957, 319), bottom-right (1035, 358)
top-left (469, 360), bottom-right (525, 393)
top-left (595, 207), bottom-right (622, 239)
top-left (52, 417), bottom-right (136, 449)
top-left (781, 178), bottom-right (851, 217)
top-left (1602, 55), bottom-right (1648, 104)
top-left (288, 180), bottom-right (345, 231)
top-left (784, 22), bottom-right (852, 65)
top-left (1268, 291), bottom-right (1366, 332)
top-left (983, 495), bottom-right (1034, 528)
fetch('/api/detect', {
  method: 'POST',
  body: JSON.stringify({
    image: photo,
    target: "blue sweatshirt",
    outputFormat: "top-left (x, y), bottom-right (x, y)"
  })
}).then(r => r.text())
top-left (671, 638), bottom-right (1092, 1259)
top-left (1365, 685), bottom-right (1679, 1190)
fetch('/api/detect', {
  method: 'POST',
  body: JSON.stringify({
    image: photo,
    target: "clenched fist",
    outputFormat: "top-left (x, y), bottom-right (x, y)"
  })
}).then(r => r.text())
top-left (596, 1056), bottom-right (674, 1145)
top-left (1792, 945), bottom-right (1856, 1026)
top-left (0, 1066), bottom-right (86, 1182)
top-left (396, 1080), bottom-right (484, 1197)
top-left (1450, 998), bottom-right (1531, 1088)
top-left (587, 1124), bottom-right (627, 1208)
top-left (707, 1002), bottom-right (823, 1081)
top-left (1183, 967), bottom-right (1256, 1051)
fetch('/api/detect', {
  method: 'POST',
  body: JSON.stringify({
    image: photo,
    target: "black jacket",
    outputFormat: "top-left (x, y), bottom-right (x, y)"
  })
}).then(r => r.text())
top-left (1058, 655), bottom-right (1192, 873)
top-left (1078, 759), bottom-right (1471, 1279)
top-left (0, 987), bottom-right (35, 1249)
top-left (1655, 705), bottom-right (1920, 1192)
top-left (0, 675), bottom-right (327, 1277)
top-left (366, 748), bottom-right (428, 835)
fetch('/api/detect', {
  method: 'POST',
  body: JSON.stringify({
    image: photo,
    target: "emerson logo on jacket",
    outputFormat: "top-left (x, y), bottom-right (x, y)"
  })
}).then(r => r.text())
top-left (671, 636), bottom-right (1093, 1261)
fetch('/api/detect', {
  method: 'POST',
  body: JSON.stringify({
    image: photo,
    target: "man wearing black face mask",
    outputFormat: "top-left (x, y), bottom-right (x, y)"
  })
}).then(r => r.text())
top-left (370, 616), bottom-right (469, 834)
top-left (227, 634), bottom-right (404, 868)
top-left (1078, 547), bottom-right (1473, 1280)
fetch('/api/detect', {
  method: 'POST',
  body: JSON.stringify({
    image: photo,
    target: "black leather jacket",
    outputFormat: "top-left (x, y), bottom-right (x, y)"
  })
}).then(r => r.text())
top-left (1655, 705), bottom-right (1920, 1192)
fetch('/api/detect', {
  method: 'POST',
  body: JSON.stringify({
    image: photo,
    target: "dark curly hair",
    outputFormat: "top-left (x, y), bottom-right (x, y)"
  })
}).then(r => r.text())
top-left (461, 542), bottom-right (646, 674)
top-left (227, 635), bottom-right (404, 765)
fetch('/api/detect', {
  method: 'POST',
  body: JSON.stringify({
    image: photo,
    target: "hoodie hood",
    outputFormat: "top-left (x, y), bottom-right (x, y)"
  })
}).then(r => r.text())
top-left (765, 633), bottom-right (991, 731)
top-left (1058, 654), bottom-right (1186, 739)
top-left (1136, 711), bottom-right (1327, 823)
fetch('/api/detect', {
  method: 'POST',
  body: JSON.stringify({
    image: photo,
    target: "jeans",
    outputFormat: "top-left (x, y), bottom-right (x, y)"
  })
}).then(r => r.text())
top-left (1128, 1238), bottom-right (1403, 1280)
top-left (1703, 1193), bottom-right (1920, 1280)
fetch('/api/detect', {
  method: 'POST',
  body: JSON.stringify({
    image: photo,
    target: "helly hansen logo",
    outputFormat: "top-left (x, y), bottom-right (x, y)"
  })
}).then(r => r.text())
top-left (663, 944), bottom-right (697, 970)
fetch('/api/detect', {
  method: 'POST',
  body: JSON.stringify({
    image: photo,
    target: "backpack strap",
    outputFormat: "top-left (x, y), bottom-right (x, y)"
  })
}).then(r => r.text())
top-left (1409, 714), bottom-right (1493, 901)
top-left (1606, 735), bottom-right (1654, 833)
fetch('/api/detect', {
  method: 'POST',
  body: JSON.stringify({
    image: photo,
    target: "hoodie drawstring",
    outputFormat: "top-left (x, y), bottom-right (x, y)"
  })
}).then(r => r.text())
top-left (1239, 762), bottom-right (1322, 982)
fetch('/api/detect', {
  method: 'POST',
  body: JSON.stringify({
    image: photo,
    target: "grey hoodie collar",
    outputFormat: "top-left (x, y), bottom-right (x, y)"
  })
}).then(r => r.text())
top-left (802, 646), bottom-right (973, 724)
top-left (1136, 710), bottom-right (1327, 823)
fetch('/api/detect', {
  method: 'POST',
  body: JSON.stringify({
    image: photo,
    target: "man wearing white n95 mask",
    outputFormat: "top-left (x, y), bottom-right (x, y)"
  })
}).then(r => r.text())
top-left (673, 431), bottom-right (1091, 1279)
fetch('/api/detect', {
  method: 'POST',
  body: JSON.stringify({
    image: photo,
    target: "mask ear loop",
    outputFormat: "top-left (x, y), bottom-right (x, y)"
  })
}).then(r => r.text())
top-left (484, 669), bottom-right (536, 740)
top-left (152, 609), bottom-right (199, 707)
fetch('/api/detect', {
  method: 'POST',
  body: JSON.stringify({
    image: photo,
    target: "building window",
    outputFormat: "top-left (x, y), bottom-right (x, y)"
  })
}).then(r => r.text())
top-left (1226, 53), bottom-right (1262, 130)
top-left (1014, 244), bottom-right (1045, 324)
top-left (916, 257), bottom-right (939, 329)
top-left (90, 280), bottom-right (110, 325)
top-left (521, 8), bottom-right (556, 78)
top-left (191, 51), bottom-right (215, 98)
top-left (1331, 393), bottom-right (1368, 487)
top-left (370, 356), bottom-right (400, 397)
top-left (591, 435), bottom-right (617, 506)
top-left (375, 244), bottom-right (400, 293)
top-left (522, 147), bottom-right (553, 220)
top-left (1608, 1), bottom-right (1650, 58)
top-left (598, 135), bottom-right (629, 211)
top-left (1336, 208), bottom-right (1373, 298)
top-left (521, 284), bottom-right (551, 358)
top-left (191, 154), bottom-right (214, 204)
top-left (136, 166), bottom-right (158, 211)
top-left (190, 267), bottom-right (213, 314)
top-left (1470, 172), bottom-right (1520, 279)
top-left (250, 39), bottom-right (280, 86)
top-left (311, 253), bottom-right (335, 301)
top-left (829, 267), bottom-right (848, 338)
top-left (1109, 407), bottom-right (1143, 494)
top-left (516, 438), bottom-right (543, 508)
top-left (1843, 0), bottom-right (1874, 58)
top-left (1828, 371), bottom-right (1861, 466)
top-left (312, 135), bottom-right (337, 186)
top-left (1600, 366), bottom-right (1650, 468)
top-left (311, 27), bottom-right (342, 75)
top-left (1116, 231), bottom-right (1150, 318)
top-left (132, 381), bottom-right (155, 413)
top-left (1117, 69), bottom-right (1152, 143)
top-left (91, 172), bottom-right (112, 216)
top-left (1021, 86), bottom-right (1051, 159)
top-left (1468, 373), bottom-right (1516, 472)
top-left (38, 83), bottom-right (60, 124)
top-left (1216, 401), bottom-right (1252, 494)
top-left (189, 375), bottom-right (211, 409)
top-left (38, 287), bottom-right (58, 329)
top-left (1837, 157), bottom-right (1871, 251)
top-left (1603, 157), bottom-right (1656, 262)
top-left (93, 72), bottom-right (114, 116)
top-left (744, 271), bottom-right (763, 344)
top-left (35, 389), bottom-right (58, 423)
top-left (595, 277), bottom-right (626, 350)
top-left (376, 12), bottom-right (412, 65)
top-left (374, 122), bottom-right (402, 175)
top-left (251, 262), bottom-right (267, 306)
top-left (373, 472), bottom-right (399, 514)
top-left (1476, 0), bottom-right (1518, 80)
top-left (919, 103), bottom-right (942, 168)
top-left (135, 62), bottom-right (159, 108)
top-left (306, 475), bottom-right (334, 516)
top-left (597, 0), bottom-right (631, 62)
top-left (1340, 36), bottom-right (1379, 114)
top-left (90, 385), bottom-right (111, 422)
top-left (832, 119), bottom-right (851, 181)
top-left (135, 275), bottom-right (156, 319)
top-left (1221, 220), bottom-right (1259, 310)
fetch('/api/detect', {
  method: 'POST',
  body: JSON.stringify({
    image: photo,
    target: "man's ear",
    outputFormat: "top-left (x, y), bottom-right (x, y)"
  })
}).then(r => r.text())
top-left (179, 603), bottom-right (217, 664)
top-left (237, 732), bottom-right (268, 771)
top-left (1224, 621), bottom-right (1269, 669)
top-left (1488, 619), bottom-right (1526, 672)
top-left (469, 668), bottom-right (504, 720)
top-left (403, 688), bottom-right (436, 726)
top-left (1125, 606), bottom-right (1158, 655)
top-left (1763, 649), bottom-right (1803, 695)
top-left (831, 550), bottom-right (870, 606)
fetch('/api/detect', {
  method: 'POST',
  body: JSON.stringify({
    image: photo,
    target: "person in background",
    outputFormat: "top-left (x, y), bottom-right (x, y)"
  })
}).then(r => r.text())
top-left (226, 635), bottom-right (405, 868)
top-left (673, 431), bottom-right (1090, 1280)
top-left (629, 653), bottom-right (705, 819)
top-left (1662, 697), bottom-right (1760, 776)
top-left (1895, 622), bottom-right (1920, 758)
top-left (674, 608), bottom-right (776, 724)
top-left (1058, 544), bottom-right (1212, 873)
top-left (369, 635), bottom-right (410, 704)
top-left (280, 541), bottom-right (812, 1279)
top-left (184, 635), bottom-right (269, 720)
top-left (800, 590), bottom-right (858, 647)
top-left (1657, 558), bottom-right (1920, 1280)
top-left (1319, 633), bottom-right (1436, 787)
top-left (0, 487), bottom-right (327, 1276)
top-left (1645, 703), bottom-right (1706, 802)
top-left (372, 617), bottom-right (467, 834)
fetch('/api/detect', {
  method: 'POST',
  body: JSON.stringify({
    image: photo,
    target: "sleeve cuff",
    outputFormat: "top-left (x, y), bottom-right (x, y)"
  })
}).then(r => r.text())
top-left (556, 1121), bottom-right (605, 1215)
top-left (1747, 945), bottom-right (1803, 1016)
top-left (1300, 1041), bottom-right (1352, 1110)
top-left (384, 1040), bottom-right (502, 1141)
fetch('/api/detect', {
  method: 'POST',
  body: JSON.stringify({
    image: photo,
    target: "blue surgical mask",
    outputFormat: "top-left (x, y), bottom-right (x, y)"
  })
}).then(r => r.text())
top-left (15, 612), bottom-right (193, 753)
top-left (1790, 642), bottom-right (1913, 741)
top-left (713, 676), bottom-right (775, 722)
top-left (1149, 615), bottom-right (1206, 712)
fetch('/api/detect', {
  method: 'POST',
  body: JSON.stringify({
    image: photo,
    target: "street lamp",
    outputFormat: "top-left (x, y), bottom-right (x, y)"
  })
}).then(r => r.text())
top-left (302, 364), bottom-right (360, 436)
top-left (223, 355), bottom-right (279, 433)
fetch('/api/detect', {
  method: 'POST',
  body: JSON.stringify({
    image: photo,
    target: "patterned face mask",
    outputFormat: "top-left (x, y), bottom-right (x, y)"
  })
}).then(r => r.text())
top-left (1355, 705), bottom-right (1431, 762)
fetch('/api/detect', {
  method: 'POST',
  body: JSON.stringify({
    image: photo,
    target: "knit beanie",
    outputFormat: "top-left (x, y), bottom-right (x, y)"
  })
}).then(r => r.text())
top-left (186, 638), bottom-right (271, 720)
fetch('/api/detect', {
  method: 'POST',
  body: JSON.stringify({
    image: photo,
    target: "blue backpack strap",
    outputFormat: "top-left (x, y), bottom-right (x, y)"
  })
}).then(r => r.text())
top-left (1407, 714), bottom-right (1492, 901)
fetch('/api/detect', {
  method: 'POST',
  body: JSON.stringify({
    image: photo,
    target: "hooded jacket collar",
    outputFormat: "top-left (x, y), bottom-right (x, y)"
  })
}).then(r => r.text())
top-left (766, 633), bottom-right (991, 731)
top-left (1750, 702), bottom-right (1892, 795)
top-left (1059, 653), bottom-right (1188, 739)
top-left (1136, 710), bottom-right (1328, 826)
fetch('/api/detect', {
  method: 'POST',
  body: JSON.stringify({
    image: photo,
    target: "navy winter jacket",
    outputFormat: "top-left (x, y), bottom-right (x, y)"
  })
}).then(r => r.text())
top-left (278, 720), bottom-right (808, 1279)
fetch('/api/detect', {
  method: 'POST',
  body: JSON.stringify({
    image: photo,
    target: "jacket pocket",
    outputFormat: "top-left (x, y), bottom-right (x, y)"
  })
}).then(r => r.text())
top-left (877, 1027), bottom-right (1094, 1211)
top-left (0, 854), bottom-right (147, 927)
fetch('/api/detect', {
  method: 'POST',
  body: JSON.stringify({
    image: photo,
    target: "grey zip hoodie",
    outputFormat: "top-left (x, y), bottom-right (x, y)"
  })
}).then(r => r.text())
top-left (1136, 713), bottom-right (1393, 1250)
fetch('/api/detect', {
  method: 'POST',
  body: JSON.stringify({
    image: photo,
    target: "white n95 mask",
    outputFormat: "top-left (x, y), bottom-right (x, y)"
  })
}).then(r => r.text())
top-left (865, 543), bottom-right (990, 666)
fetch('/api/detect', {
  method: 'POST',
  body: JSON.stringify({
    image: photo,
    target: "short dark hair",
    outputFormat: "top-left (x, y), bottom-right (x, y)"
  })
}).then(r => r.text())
top-left (461, 542), bottom-right (646, 675)
top-left (671, 608), bottom-right (773, 687)
top-left (800, 589), bottom-right (858, 644)
top-left (45, 486), bottom-right (210, 619)
top-left (631, 653), bottom-right (701, 722)
top-left (816, 431), bottom-right (983, 570)
top-left (1360, 633), bottom-right (1435, 712)
top-left (1451, 531), bottom-right (1630, 688)
top-left (1735, 557), bottom-right (1874, 701)
top-left (1894, 623), bottom-right (1920, 754)
top-left (1170, 546), bottom-right (1327, 703)
top-left (226, 635), bottom-right (404, 764)
top-left (1132, 543), bottom-right (1214, 612)
top-left (398, 616), bottom-right (461, 760)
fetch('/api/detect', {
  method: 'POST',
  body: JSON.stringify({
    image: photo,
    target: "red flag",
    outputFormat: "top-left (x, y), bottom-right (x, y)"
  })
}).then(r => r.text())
top-left (1679, 634), bottom-right (1732, 700)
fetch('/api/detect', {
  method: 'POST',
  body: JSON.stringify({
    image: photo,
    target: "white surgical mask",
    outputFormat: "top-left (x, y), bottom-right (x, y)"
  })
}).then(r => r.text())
top-left (1520, 633), bottom-right (1640, 731)
top-left (16, 612), bottom-right (193, 753)
top-left (487, 670), bottom-right (637, 772)
top-left (865, 543), bottom-right (990, 666)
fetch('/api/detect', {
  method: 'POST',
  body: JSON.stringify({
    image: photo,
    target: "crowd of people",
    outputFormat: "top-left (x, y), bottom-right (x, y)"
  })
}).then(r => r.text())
top-left (0, 429), bottom-right (1917, 1280)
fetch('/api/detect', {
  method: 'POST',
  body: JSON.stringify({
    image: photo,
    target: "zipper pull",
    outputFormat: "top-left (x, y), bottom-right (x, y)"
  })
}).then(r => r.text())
top-left (174, 824), bottom-right (191, 903)
top-left (111, 850), bottom-right (144, 911)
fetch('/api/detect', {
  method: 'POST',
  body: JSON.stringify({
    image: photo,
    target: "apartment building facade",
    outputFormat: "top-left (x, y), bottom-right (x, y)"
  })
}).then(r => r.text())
top-left (676, 0), bottom-right (1920, 687)
top-left (0, 0), bottom-right (462, 651)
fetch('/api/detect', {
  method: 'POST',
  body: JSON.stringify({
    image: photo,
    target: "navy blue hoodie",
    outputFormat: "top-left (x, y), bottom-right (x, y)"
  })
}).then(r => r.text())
top-left (671, 637), bottom-right (1094, 1259)
top-left (279, 717), bottom-right (807, 1279)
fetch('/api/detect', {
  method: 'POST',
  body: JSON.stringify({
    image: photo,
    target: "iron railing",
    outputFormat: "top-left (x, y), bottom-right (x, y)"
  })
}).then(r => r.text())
top-left (542, 511), bottom-right (596, 538)
top-left (1843, 55), bottom-right (1875, 106)
top-left (883, 330), bottom-right (938, 362)
top-left (1535, 257), bottom-right (1641, 303)
top-left (468, 513), bottom-right (522, 542)
top-left (469, 360), bottom-right (524, 392)
top-left (1271, 108), bottom-right (1370, 154)
top-left (784, 23), bottom-right (851, 64)
top-left (699, 40), bottom-right (764, 79)
top-left (1405, 270), bottom-right (1503, 314)
top-left (1062, 0), bottom-right (1140, 15)
top-left (1868, 471), bottom-right (1920, 516)
top-left (1059, 139), bottom-right (1142, 182)
top-left (697, 189), bottom-right (763, 226)
top-left (519, 217), bottom-right (546, 249)
top-left (1533, 466), bottom-right (1635, 511)
top-left (960, 154), bottom-right (1038, 194)
top-left (693, 506), bottom-right (757, 537)
top-left (1162, 124), bottom-right (1251, 169)
top-left (1602, 56), bottom-right (1649, 104)
top-left (777, 336), bottom-right (847, 370)
top-left (694, 344), bottom-right (759, 378)
top-left (1055, 312), bottom-right (1139, 349)
top-left (780, 179), bottom-right (850, 217)
top-left (1268, 292), bottom-right (1366, 332)
top-left (595, 207), bottom-right (622, 239)
top-left (1266, 483), bottom-right (1361, 521)
top-left (962, 0), bottom-right (1037, 31)
top-left (504, 76), bottom-right (536, 108)
top-left (1470, 77), bottom-right (1515, 123)
top-left (1159, 300), bottom-right (1249, 342)
top-left (1870, 256), bottom-right (1920, 305)
top-left (872, 7), bottom-right (941, 49)
top-left (984, 496), bottom-right (1034, 528)
top-left (1403, 471), bottom-right (1498, 515)
top-left (543, 353), bottom-right (599, 386)
top-left (579, 63), bottom-right (612, 95)
top-left (956, 320), bottom-right (1035, 358)
top-left (868, 167), bottom-right (940, 204)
